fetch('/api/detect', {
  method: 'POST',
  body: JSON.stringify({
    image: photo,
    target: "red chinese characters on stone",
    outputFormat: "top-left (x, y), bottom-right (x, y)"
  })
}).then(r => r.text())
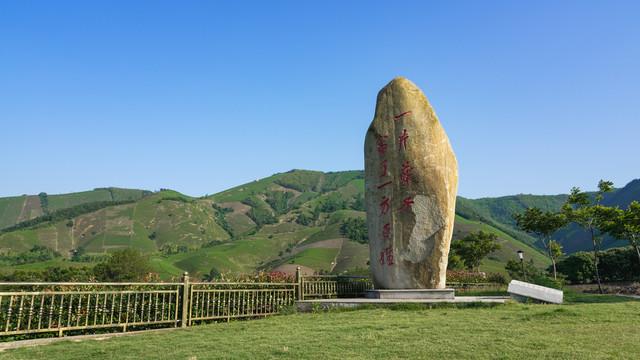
top-left (379, 196), bottom-right (390, 216)
top-left (400, 161), bottom-right (413, 186)
top-left (379, 159), bottom-right (388, 177)
top-left (382, 223), bottom-right (390, 241)
top-left (377, 135), bottom-right (388, 155)
top-left (379, 247), bottom-right (394, 266)
top-left (398, 129), bottom-right (408, 151)
top-left (394, 111), bottom-right (412, 120)
top-left (398, 196), bottom-right (415, 212)
top-left (377, 181), bottom-right (392, 190)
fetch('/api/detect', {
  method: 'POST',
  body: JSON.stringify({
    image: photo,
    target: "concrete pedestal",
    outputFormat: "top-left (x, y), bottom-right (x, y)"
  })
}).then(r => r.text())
top-left (365, 289), bottom-right (455, 300)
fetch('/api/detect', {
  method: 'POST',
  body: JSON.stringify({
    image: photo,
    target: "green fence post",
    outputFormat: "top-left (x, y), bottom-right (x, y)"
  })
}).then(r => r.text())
top-left (181, 272), bottom-right (190, 328)
top-left (296, 267), bottom-right (303, 301)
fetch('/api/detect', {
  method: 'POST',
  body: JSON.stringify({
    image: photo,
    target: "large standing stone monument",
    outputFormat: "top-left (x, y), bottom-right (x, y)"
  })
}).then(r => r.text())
top-left (364, 77), bottom-right (458, 290)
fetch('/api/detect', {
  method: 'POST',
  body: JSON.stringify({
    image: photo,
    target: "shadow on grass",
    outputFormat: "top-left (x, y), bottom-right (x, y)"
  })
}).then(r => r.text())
top-left (563, 289), bottom-right (639, 304)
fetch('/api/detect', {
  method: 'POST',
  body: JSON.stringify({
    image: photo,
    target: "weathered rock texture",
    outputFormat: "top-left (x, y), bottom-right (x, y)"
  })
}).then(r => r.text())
top-left (364, 77), bottom-right (458, 289)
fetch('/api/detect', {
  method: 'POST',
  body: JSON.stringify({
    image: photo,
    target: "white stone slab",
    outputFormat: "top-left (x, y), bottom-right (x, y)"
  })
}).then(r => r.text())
top-left (507, 280), bottom-right (563, 304)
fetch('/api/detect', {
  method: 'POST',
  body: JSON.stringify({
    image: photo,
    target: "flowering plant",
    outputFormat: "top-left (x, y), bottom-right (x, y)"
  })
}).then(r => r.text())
top-left (220, 270), bottom-right (295, 283)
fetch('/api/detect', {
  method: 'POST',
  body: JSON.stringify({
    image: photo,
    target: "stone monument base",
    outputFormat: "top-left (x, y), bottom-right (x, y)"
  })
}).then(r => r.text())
top-left (365, 289), bottom-right (455, 300)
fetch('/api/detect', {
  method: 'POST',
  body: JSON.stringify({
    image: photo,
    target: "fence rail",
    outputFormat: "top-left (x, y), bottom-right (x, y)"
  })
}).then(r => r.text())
top-left (0, 270), bottom-right (503, 340)
top-left (298, 271), bottom-right (373, 300)
top-left (0, 282), bottom-right (181, 337)
top-left (188, 282), bottom-right (296, 325)
top-left (0, 277), bottom-right (298, 339)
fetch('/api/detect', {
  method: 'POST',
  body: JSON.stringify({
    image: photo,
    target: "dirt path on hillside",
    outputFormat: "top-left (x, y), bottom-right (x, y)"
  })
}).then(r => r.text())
top-left (219, 202), bottom-right (251, 214)
top-left (329, 240), bottom-right (345, 273)
top-left (273, 264), bottom-right (315, 276)
top-left (17, 196), bottom-right (28, 223)
top-left (129, 203), bottom-right (138, 248)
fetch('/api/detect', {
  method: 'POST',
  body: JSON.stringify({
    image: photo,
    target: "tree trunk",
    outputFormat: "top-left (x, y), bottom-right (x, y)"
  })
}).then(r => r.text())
top-left (633, 243), bottom-right (640, 269)
top-left (545, 236), bottom-right (557, 280)
top-left (592, 236), bottom-right (603, 294)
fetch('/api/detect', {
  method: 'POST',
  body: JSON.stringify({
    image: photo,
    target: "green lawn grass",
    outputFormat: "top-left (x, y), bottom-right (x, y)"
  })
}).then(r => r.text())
top-left (2, 294), bottom-right (638, 359)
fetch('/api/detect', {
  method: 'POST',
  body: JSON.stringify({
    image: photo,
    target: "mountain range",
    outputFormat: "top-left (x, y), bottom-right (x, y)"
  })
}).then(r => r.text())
top-left (1, 170), bottom-right (638, 278)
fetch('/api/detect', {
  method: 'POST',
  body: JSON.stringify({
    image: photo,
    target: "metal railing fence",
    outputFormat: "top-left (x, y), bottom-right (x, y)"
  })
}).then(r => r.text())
top-left (0, 270), bottom-right (504, 340)
top-left (0, 282), bottom-right (181, 337)
top-left (296, 269), bottom-right (373, 300)
top-left (0, 275), bottom-right (297, 339)
top-left (188, 282), bottom-right (296, 325)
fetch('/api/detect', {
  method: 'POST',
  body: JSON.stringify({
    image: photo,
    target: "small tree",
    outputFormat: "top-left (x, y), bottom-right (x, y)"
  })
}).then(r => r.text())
top-left (451, 231), bottom-right (502, 271)
top-left (93, 248), bottom-right (152, 282)
top-left (513, 207), bottom-right (568, 279)
top-left (600, 201), bottom-right (640, 266)
top-left (562, 180), bottom-right (613, 293)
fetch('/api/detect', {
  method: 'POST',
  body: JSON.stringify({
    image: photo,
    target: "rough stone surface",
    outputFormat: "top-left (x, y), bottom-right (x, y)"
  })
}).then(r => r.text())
top-left (365, 77), bottom-right (458, 289)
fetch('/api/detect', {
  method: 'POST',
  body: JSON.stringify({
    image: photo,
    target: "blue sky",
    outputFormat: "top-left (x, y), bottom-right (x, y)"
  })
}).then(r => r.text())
top-left (1, 1), bottom-right (638, 199)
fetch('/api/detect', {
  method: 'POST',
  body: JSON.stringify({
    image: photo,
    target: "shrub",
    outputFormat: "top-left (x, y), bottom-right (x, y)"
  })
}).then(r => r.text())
top-left (217, 270), bottom-right (295, 283)
top-left (341, 217), bottom-right (368, 244)
top-left (447, 270), bottom-right (490, 283)
top-left (505, 259), bottom-right (540, 281)
top-left (242, 196), bottom-right (277, 226)
top-left (93, 249), bottom-right (152, 282)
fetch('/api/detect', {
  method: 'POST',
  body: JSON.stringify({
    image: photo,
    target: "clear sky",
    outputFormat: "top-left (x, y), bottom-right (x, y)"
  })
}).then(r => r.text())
top-left (1, 1), bottom-right (638, 199)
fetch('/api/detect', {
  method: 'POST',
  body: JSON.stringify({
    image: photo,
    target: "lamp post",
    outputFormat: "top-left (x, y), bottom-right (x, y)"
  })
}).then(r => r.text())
top-left (517, 250), bottom-right (526, 282)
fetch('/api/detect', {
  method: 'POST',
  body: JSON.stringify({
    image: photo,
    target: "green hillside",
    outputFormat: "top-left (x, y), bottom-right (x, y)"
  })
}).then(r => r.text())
top-left (456, 194), bottom-right (567, 248)
top-left (0, 188), bottom-right (151, 230)
top-left (458, 179), bottom-right (640, 255)
top-left (2, 170), bottom-right (636, 280)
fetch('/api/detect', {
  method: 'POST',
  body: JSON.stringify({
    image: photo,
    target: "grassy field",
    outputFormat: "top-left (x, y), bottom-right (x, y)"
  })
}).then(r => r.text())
top-left (210, 173), bottom-right (288, 203)
top-left (2, 293), bottom-right (638, 359)
top-left (0, 196), bottom-right (27, 229)
top-left (281, 247), bottom-right (340, 273)
top-left (454, 215), bottom-right (551, 267)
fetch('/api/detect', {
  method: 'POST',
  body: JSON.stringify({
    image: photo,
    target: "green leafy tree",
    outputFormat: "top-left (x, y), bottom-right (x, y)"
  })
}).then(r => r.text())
top-left (513, 207), bottom-right (568, 279)
top-left (341, 217), bottom-right (368, 244)
top-left (600, 201), bottom-right (640, 266)
top-left (562, 180), bottom-right (613, 293)
top-left (242, 196), bottom-right (277, 226)
top-left (350, 196), bottom-right (365, 211)
top-left (505, 259), bottom-right (539, 281)
top-left (451, 231), bottom-right (502, 271)
top-left (264, 190), bottom-right (294, 215)
top-left (93, 248), bottom-right (152, 282)
top-left (38, 192), bottom-right (49, 213)
top-left (446, 252), bottom-right (465, 271)
top-left (212, 204), bottom-right (235, 238)
top-left (296, 213), bottom-right (311, 226)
